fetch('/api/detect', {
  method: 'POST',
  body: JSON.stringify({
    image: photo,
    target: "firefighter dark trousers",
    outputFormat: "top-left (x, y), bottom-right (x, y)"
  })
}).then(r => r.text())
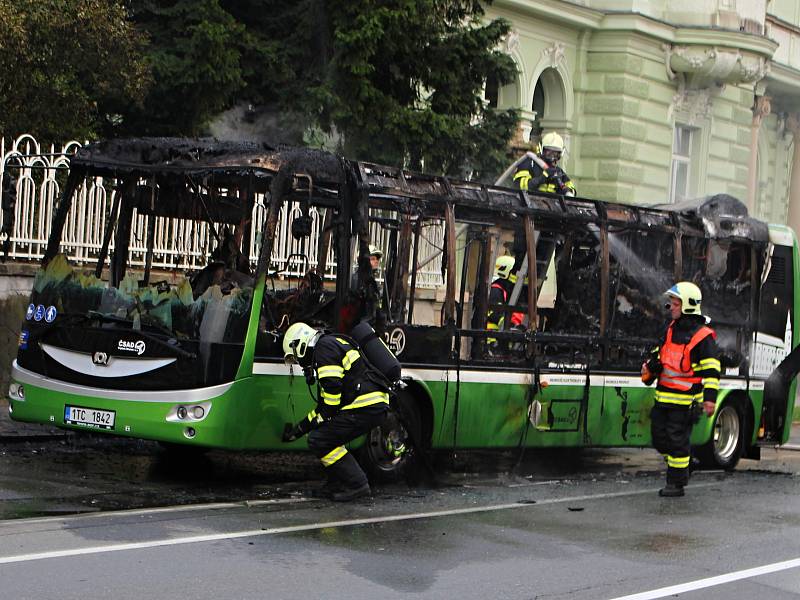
top-left (307, 404), bottom-right (388, 490)
top-left (650, 404), bottom-right (692, 486)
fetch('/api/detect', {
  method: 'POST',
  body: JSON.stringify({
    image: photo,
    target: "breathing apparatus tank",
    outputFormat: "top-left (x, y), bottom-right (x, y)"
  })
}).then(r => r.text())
top-left (350, 321), bottom-right (402, 384)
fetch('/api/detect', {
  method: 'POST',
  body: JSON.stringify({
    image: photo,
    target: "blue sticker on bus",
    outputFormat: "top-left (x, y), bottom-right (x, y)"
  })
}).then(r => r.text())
top-left (44, 306), bottom-right (57, 323)
top-left (18, 330), bottom-right (29, 350)
top-left (25, 304), bottom-right (35, 320)
top-left (33, 305), bottom-right (45, 322)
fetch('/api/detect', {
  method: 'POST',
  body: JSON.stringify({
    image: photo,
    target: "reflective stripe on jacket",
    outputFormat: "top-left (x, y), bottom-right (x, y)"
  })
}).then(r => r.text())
top-left (656, 322), bottom-right (718, 406)
top-left (311, 335), bottom-right (388, 421)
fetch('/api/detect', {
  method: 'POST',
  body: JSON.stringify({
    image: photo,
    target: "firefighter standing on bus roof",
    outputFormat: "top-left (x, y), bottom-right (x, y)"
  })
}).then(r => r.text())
top-left (487, 256), bottom-right (525, 349)
top-left (282, 322), bottom-right (389, 501)
top-left (641, 282), bottom-right (720, 497)
top-left (513, 132), bottom-right (576, 196)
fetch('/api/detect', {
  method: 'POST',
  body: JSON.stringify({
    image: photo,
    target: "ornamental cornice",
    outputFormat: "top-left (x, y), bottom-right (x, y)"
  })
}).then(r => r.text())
top-left (663, 44), bottom-right (770, 88)
top-left (491, 2), bottom-right (778, 61)
top-left (492, 0), bottom-right (602, 29)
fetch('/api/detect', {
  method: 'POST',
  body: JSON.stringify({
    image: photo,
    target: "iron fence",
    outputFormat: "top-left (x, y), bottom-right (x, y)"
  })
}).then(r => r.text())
top-left (0, 135), bottom-right (445, 287)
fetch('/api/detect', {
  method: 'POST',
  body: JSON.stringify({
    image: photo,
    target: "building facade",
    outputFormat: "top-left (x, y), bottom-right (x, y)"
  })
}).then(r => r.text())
top-left (487, 0), bottom-right (800, 232)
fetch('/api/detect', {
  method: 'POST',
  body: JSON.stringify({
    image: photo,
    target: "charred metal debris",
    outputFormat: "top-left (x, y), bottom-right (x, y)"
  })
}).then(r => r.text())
top-left (38, 138), bottom-right (773, 374)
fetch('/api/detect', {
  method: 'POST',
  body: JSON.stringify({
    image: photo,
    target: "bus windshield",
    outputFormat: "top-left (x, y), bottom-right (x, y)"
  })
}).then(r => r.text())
top-left (29, 253), bottom-right (254, 345)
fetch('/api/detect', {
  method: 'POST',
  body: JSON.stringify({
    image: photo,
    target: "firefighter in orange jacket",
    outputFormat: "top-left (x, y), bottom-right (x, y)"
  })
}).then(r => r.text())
top-left (641, 282), bottom-right (720, 497)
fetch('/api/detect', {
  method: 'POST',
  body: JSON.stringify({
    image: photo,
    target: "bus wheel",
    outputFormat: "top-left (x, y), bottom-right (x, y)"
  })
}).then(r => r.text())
top-left (357, 392), bottom-right (423, 484)
top-left (695, 399), bottom-right (744, 471)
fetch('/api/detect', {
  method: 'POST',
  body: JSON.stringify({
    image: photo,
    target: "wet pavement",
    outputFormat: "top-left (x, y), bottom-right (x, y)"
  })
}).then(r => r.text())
top-left (3, 394), bottom-right (800, 521)
top-left (3, 397), bottom-right (800, 599)
top-left (1, 445), bottom-right (800, 599)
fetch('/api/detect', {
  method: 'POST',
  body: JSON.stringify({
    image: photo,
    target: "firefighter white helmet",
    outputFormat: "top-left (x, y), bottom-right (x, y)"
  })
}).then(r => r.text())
top-left (368, 245), bottom-right (383, 259)
top-left (494, 256), bottom-right (515, 280)
top-left (665, 282), bottom-right (702, 315)
top-left (540, 132), bottom-right (565, 153)
top-left (282, 322), bottom-right (320, 363)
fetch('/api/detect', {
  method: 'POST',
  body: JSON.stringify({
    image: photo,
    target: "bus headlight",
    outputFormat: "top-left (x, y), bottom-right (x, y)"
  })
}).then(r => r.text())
top-left (9, 383), bottom-right (24, 401)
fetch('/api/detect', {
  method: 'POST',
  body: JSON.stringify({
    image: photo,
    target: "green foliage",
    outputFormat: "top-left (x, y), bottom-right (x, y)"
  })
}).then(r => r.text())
top-left (121, 0), bottom-right (247, 136)
top-left (0, 0), bottom-right (150, 144)
top-left (224, 0), bottom-right (519, 178)
top-left (309, 0), bottom-right (519, 178)
top-left (1, 0), bottom-right (518, 179)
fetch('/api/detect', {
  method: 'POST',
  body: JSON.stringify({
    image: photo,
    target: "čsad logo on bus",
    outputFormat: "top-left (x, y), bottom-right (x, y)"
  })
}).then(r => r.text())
top-left (386, 328), bottom-right (405, 355)
top-left (117, 339), bottom-right (146, 355)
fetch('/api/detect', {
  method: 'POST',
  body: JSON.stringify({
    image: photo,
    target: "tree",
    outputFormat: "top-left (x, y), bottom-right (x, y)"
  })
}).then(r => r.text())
top-left (121, 0), bottom-right (248, 136)
top-left (226, 0), bottom-right (519, 179)
top-left (309, 1), bottom-right (519, 178)
top-left (0, 0), bottom-right (150, 143)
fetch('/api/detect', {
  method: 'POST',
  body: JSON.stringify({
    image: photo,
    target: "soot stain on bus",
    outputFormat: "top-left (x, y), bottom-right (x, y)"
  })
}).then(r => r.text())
top-left (5, 137), bottom-right (800, 484)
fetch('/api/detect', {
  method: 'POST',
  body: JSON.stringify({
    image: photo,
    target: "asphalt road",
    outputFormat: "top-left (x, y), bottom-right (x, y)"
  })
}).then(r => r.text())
top-left (2, 426), bottom-right (800, 599)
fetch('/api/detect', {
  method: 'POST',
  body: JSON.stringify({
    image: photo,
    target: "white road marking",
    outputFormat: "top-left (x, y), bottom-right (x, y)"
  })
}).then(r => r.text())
top-left (608, 557), bottom-right (800, 599)
top-left (0, 497), bottom-right (310, 527)
top-left (0, 484), bottom-right (718, 565)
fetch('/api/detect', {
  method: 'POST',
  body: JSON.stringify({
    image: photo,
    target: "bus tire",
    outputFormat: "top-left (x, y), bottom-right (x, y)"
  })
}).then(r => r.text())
top-left (695, 398), bottom-right (745, 471)
top-left (356, 391), bottom-right (424, 484)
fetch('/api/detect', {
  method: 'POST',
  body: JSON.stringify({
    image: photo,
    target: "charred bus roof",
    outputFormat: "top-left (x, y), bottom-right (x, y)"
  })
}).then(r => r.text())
top-left (65, 137), bottom-right (769, 244)
top-left (69, 137), bottom-right (345, 192)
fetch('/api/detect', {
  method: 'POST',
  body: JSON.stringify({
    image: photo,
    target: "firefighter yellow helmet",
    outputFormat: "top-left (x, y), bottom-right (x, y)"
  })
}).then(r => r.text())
top-left (368, 244), bottom-right (383, 259)
top-left (665, 282), bottom-right (702, 315)
top-left (282, 322), bottom-right (320, 363)
top-left (494, 256), bottom-right (515, 280)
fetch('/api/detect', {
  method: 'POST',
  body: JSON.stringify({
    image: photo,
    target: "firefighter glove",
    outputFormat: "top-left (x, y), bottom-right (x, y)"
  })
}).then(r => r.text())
top-left (281, 417), bottom-right (313, 442)
top-left (303, 365), bottom-right (316, 386)
top-left (645, 356), bottom-right (662, 376)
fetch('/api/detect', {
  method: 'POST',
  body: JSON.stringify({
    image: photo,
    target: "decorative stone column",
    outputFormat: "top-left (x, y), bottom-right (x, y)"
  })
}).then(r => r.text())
top-left (747, 95), bottom-right (771, 214)
top-left (510, 109), bottom-right (538, 153)
top-left (785, 113), bottom-right (800, 238)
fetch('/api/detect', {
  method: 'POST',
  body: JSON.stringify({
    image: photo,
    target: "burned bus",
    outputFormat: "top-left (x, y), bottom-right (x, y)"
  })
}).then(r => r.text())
top-left (7, 138), bottom-right (799, 478)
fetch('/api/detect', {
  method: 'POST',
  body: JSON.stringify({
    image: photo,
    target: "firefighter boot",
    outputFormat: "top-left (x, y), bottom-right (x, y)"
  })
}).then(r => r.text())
top-left (309, 478), bottom-right (342, 499)
top-left (658, 483), bottom-right (685, 497)
top-left (331, 482), bottom-right (371, 502)
top-left (327, 453), bottom-right (371, 502)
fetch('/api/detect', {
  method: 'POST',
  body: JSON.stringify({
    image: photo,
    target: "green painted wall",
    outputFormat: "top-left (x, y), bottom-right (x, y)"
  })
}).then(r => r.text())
top-left (486, 1), bottom-right (800, 223)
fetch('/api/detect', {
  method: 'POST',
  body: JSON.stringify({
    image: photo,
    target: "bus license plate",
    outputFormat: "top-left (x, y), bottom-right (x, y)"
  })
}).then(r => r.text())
top-left (64, 405), bottom-right (115, 430)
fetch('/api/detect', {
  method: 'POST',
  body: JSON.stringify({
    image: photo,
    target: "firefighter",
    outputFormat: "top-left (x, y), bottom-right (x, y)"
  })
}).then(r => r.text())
top-left (513, 132), bottom-right (576, 196)
top-left (282, 322), bottom-right (389, 501)
top-left (367, 244), bottom-right (382, 273)
top-left (350, 245), bottom-right (382, 288)
top-left (487, 256), bottom-right (525, 348)
top-left (641, 282), bottom-right (720, 497)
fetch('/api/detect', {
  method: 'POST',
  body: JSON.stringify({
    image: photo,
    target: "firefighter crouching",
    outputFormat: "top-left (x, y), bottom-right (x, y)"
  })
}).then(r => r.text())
top-left (282, 322), bottom-right (389, 501)
top-left (487, 256), bottom-right (525, 349)
top-left (641, 282), bottom-right (720, 497)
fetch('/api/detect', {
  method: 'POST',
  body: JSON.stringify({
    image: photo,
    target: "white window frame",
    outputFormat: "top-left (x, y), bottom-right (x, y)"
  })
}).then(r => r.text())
top-left (669, 125), bottom-right (694, 203)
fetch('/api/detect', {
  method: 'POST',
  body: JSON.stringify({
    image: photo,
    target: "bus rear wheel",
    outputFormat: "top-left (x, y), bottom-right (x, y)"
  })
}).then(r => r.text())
top-left (357, 392), bottom-right (423, 484)
top-left (695, 399), bottom-right (745, 471)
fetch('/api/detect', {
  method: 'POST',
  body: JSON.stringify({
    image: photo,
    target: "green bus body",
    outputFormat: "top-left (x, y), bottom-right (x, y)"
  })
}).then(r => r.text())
top-left (8, 139), bottom-right (799, 475)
